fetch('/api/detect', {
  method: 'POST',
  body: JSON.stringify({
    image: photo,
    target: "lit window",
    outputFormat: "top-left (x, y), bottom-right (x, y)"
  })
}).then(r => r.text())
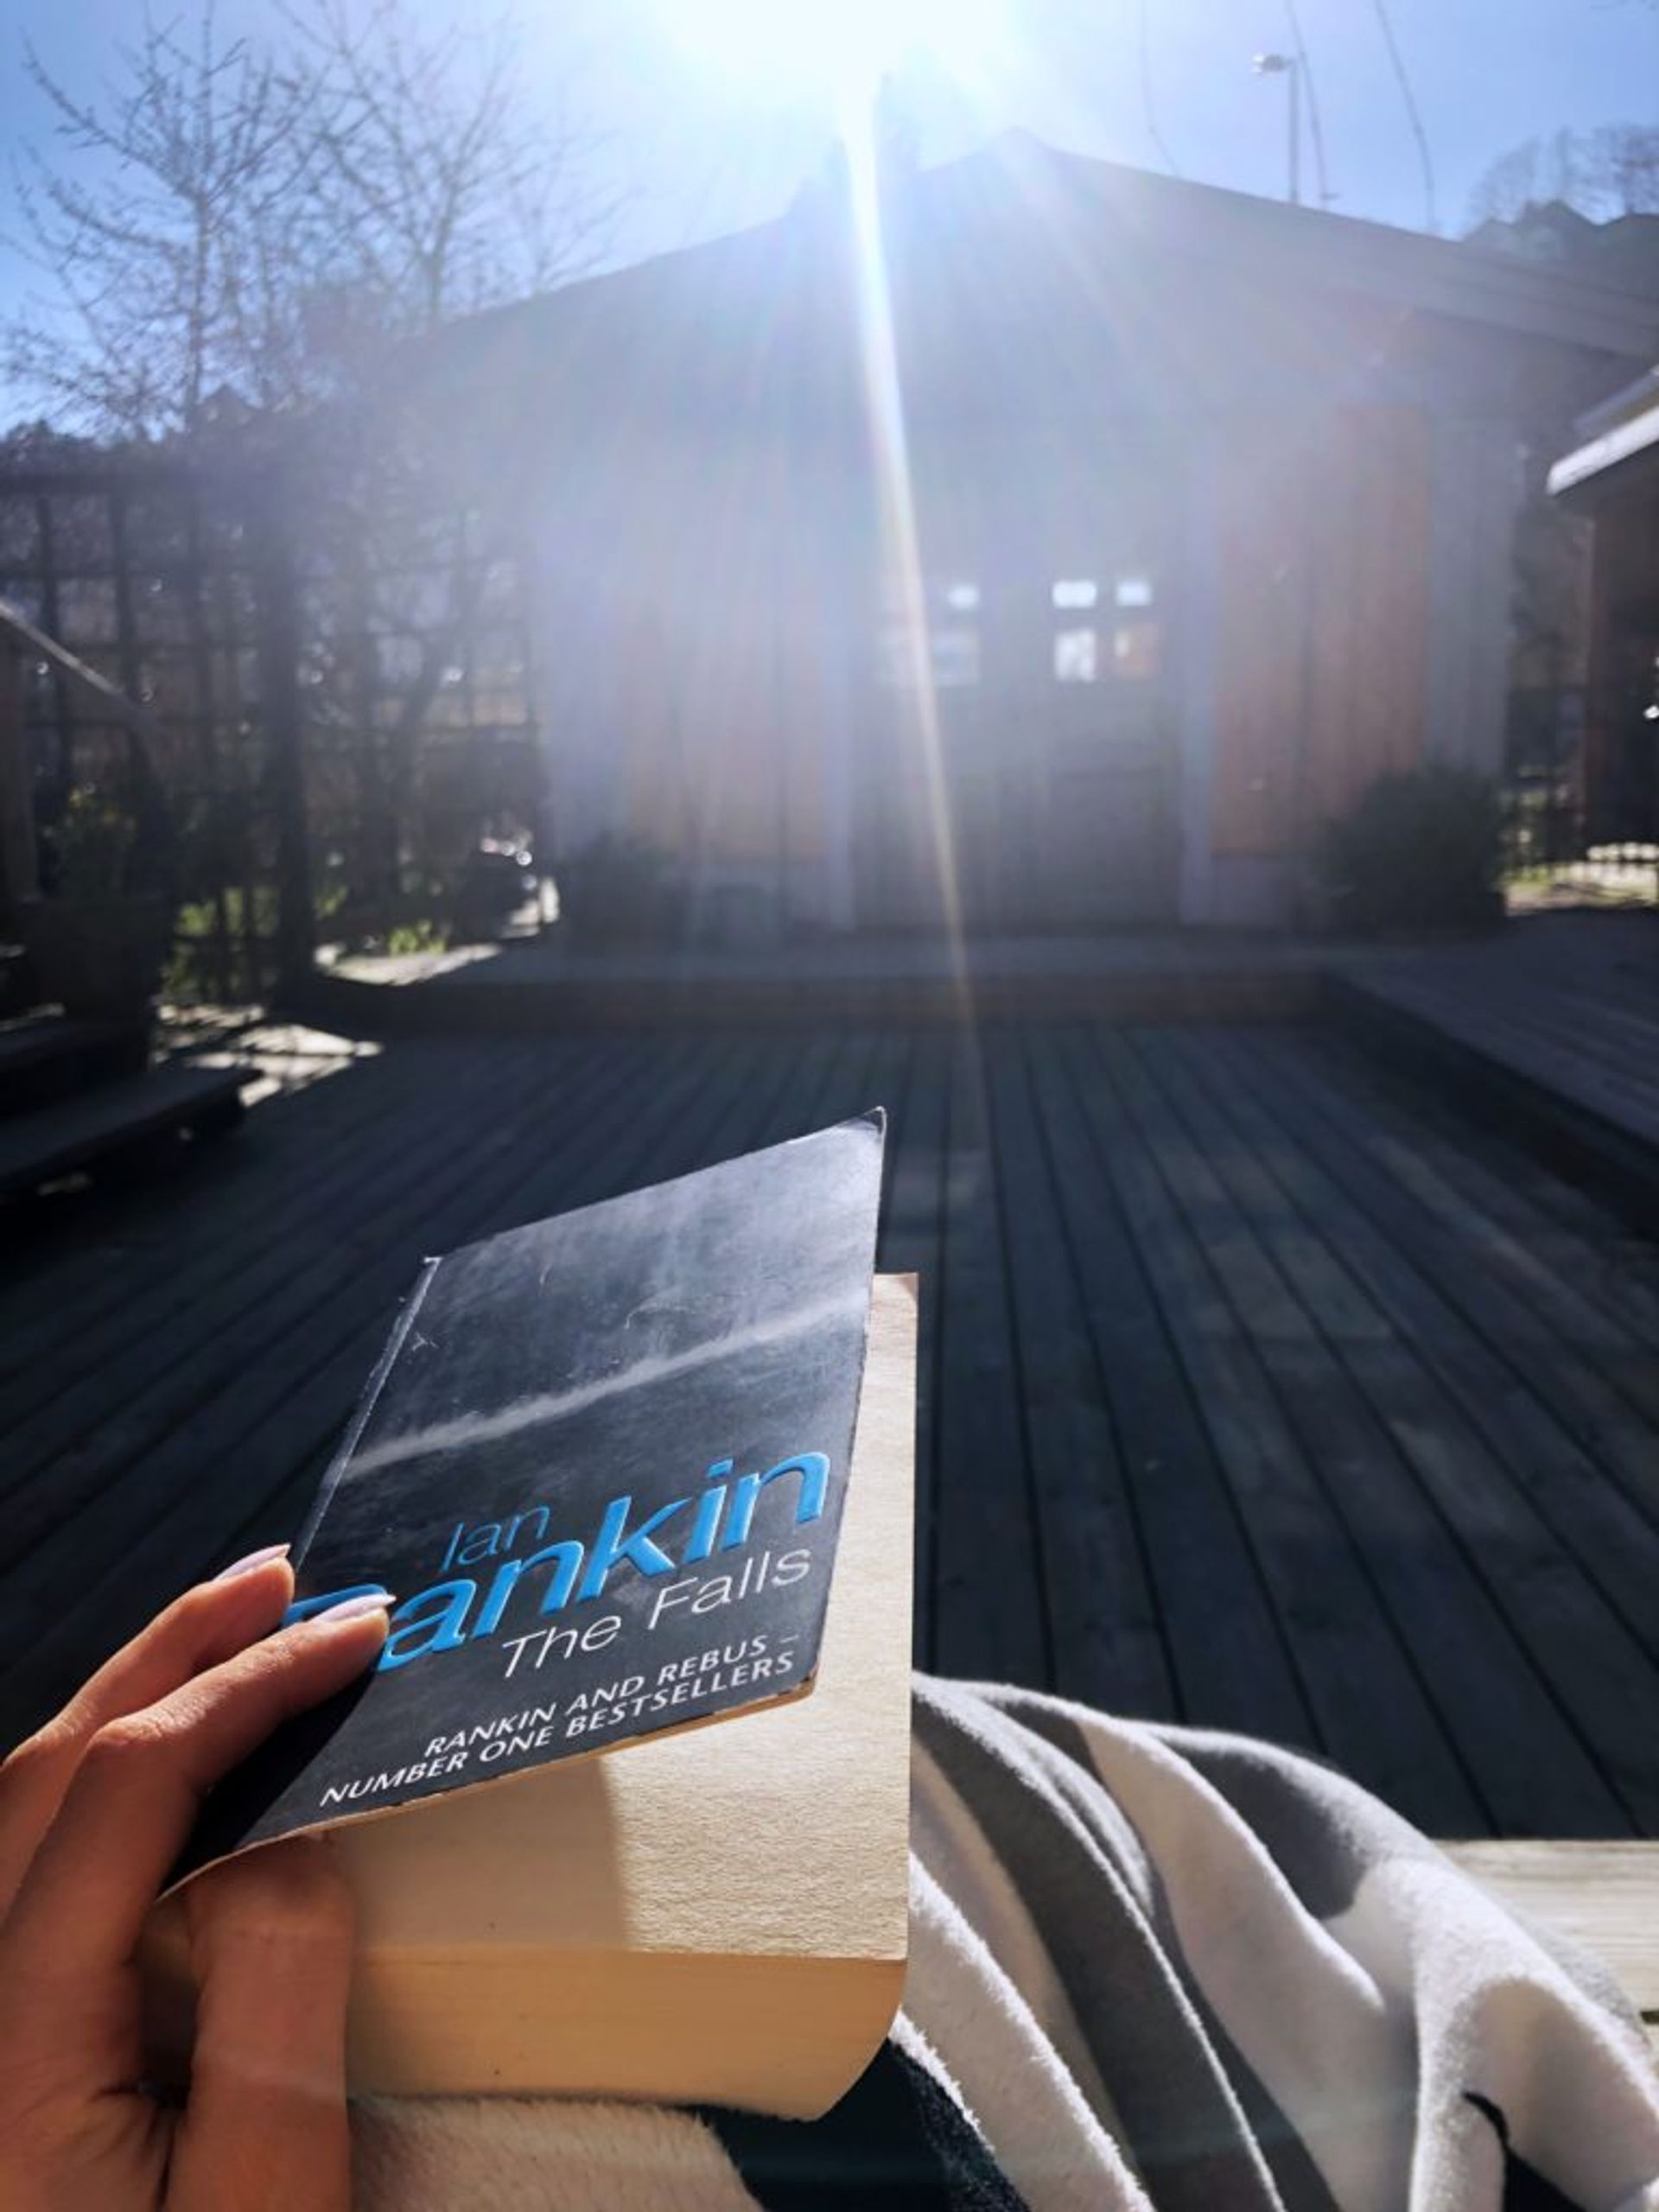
top-left (876, 623), bottom-right (981, 688)
top-left (943, 581), bottom-right (981, 613)
top-left (874, 625), bottom-right (908, 687)
top-left (1052, 578), bottom-right (1097, 610)
top-left (1112, 621), bottom-right (1160, 681)
top-left (1115, 575), bottom-right (1154, 608)
top-left (1053, 627), bottom-right (1098, 683)
top-left (931, 627), bottom-right (981, 687)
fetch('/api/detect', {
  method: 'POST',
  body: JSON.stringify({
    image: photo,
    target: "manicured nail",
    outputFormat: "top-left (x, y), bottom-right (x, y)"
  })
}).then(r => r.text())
top-left (306, 1590), bottom-right (394, 1626)
top-left (214, 1543), bottom-right (291, 1581)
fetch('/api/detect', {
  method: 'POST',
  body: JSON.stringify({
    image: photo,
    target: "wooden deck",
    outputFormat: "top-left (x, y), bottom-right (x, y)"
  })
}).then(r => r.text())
top-left (1334, 910), bottom-right (1659, 1234)
top-left (7, 1014), bottom-right (1659, 1840)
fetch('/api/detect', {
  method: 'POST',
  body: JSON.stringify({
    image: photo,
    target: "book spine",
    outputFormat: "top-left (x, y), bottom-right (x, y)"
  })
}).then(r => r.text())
top-left (289, 1255), bottom-right (443, 1570)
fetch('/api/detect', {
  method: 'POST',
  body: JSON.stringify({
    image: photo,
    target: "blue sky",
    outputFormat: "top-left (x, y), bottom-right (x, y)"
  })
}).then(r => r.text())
top-left (4, 0), bottom-right (1658, 423)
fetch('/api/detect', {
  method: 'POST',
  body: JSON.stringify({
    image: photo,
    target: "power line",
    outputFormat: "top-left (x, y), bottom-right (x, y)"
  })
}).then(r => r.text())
top-left (1281, 0), bottom-right (1334, 207)
top-left (1370, 0), bottom-right (1438, 233)
top-left (1136, 0), bottom-right (1182, 177)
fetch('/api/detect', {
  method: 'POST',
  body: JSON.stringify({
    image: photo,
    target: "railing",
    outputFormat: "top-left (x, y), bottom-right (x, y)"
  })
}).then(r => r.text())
top-left (1, 452), bottom-right (543, 1006)
top-left (0, 598), bottom-right (174, 914)
top-left (1503, 680), bottom-right (1658, 899)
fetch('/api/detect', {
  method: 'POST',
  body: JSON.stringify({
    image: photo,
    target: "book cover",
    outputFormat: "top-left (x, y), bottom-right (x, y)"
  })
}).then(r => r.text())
top-left (180, 1113), bottom-right (885, 1876)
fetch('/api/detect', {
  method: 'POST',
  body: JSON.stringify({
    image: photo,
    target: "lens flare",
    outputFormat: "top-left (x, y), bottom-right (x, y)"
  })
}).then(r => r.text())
top-left (655, 0), bottom-right (985, 984)
top-left (839, 104), bottom-right (967, 969)
top-left (658, 0), bottom-right (1001, 105)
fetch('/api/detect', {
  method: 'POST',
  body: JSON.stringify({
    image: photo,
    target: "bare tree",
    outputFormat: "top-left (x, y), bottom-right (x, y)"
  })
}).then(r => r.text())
top-left (1587, 123), bottom-right (1659, 215)
top-left (6, 9), bottom-right (313, 435)
top-left (4, 1), bottom-right (626, 930)
top-left (287, 0), bottom-right (620, 340)
top-left (4, 0), bottom-right (623, 435)
top-left (1466, 121), bottom-right (1659, 229)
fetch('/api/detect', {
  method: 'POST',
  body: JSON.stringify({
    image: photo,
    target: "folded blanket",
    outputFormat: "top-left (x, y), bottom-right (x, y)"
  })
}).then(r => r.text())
top-left (353, 1677), bottom-right (1659, 2209)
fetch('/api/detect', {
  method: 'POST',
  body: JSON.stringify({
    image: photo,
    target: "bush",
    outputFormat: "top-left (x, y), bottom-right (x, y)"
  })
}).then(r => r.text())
top-left (1323, 766), bottom-right (1503, 935)
top-left (554, 836), bottom-right (683, 951)
top-left (163, 887), bottom-right (279, 1002)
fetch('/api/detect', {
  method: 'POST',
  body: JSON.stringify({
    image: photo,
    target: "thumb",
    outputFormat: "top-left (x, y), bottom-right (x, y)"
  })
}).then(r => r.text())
top-left (168, 1836), bottom-right (355, 2212)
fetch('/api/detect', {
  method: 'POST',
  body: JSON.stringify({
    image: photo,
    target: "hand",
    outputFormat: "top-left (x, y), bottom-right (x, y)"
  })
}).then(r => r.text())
top-left (0, 1553), bottom-right (391, 2212)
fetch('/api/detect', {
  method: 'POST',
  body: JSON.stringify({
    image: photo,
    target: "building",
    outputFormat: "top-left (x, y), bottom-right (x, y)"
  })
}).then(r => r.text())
top-left (1467, 200), bottom-right (1659, 298)
top-left (421, 135), bottom-right (1659, 936)
top-left (1548, 369), bottom-right (1659, 849)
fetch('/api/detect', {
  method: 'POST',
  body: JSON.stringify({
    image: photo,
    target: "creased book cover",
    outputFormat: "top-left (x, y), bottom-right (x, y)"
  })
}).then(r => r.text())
top-left (178, 1113), bottom-right (884, 1878)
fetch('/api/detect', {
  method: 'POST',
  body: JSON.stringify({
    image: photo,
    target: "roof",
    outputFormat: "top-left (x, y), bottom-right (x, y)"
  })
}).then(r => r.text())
top-left (1548, 371), bottom-right (1659, 502)
top-left (1467, 200), bottom-right (1659, 302)
top-left (418, 133), bottom-right (1659, 421)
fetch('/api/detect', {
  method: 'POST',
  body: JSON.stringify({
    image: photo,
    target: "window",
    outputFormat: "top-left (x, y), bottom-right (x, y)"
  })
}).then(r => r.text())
top-left (1115, 575), bottom-right (1154, 608)
top-left (1052, 577), bottom-right (1098, 610)
top-left (931, 626), bottom-right (982, 687)
top-left (876, 575), bottom-right (984, 688)
top-left (1111, 620), bottom-right (1160, 681)
top-left (876, 618), bottom-right (982, 689)
top-left (1053, 627), bottom-right (1098, 683)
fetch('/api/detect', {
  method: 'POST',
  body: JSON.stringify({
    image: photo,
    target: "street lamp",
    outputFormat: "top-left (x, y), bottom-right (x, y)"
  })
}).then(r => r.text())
top-left (1253, 51), bottom-right (1301, 208)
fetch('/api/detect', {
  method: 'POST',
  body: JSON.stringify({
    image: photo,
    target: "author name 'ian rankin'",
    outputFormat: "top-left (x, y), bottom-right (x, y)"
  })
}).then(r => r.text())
top-left (284, 1450), bottom-right (831, 1674)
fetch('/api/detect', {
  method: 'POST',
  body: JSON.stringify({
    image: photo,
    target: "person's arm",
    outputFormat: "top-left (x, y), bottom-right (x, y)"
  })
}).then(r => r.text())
top-left (0, 1548), bottom-right (389, 2212)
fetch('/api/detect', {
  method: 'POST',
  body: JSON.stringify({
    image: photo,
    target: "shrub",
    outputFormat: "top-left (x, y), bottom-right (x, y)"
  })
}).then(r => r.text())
top-left (40, 783), bottom-right (140, 899)
top-left (554, 836), bottom-right (683, 950)
top-left (1323, 765), bottom-right (1503, 935)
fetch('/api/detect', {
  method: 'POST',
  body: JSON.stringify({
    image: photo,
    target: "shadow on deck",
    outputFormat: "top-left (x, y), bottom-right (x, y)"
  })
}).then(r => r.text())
top-left (296, 928), bottom-right (1351, 1029)
top-left (7, 975), bottom-right (1659, 1842)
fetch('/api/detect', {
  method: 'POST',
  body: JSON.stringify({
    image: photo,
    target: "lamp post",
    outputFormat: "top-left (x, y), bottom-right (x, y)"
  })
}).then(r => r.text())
top-left (1253, 51), bottom-right (1301, 207)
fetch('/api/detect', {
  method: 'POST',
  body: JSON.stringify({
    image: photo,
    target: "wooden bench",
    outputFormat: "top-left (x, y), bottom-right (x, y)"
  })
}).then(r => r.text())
top-left (1445, 1841), bottom-right (1659, 2059)
top-left (0, 1064), bottom-right (245, 1198)
top-left (1330, 954), bottom-right (1659, 1237)
top-left (0, 1014), bottom-right (146, 1112)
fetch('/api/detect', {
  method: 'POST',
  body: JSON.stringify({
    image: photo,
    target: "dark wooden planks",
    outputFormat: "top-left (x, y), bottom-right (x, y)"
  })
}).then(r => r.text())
top-left (984, 1028), bottom-right (1174, 1716)
top-left (0, 1042), bottom-right (594, 1552)
top-left (0, 1038), bottom-right (584, 1459)
top-left (1175, 1032), bottom-right (1659, 1662)
top-left (1222, 1032), bottom-right (1659, 1540)
top-left (1140, 1029), bottom-right (1658, 1834)
top-left (1061, 1025), bottom-right (1488, 1832)
top-left (1332, 941), bottom-right (1659, 1238)
top-left (927, 1031), bottom-right (1049, 1686)
top-left (0, 1064), bottom-right (245, 1196)
top-left (0, 1015), bottom-right (143, 1115)
top-left (0, 1034), bottom-right (754, 1733)
top-left (3, 1027), bottom-right (902, 1739)
top-left (1351, 965), bottom-right (1659, 1144)
top-left (1272, 1027), bottom-right (1659, 1355)
top-left (8, 1015), bottom-right (1659, 1838)
top-left (0, 1026), bottom-right (457, 1373)
top-left (1021, 1027), bottom-right (1312, 1741)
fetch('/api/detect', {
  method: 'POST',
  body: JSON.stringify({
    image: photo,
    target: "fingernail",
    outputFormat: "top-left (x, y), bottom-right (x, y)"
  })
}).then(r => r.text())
top-left (306, 1591), bottom-right (394, 1626)
top-left (214, 1542), bottom-right (291, 1582)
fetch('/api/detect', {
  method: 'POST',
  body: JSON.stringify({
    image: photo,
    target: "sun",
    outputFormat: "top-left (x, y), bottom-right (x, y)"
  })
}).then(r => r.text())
top-left (658, 0), bottom-right (1001, 108)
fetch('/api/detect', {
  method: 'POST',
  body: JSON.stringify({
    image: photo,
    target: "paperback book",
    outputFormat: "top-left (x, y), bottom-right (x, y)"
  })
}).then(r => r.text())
top-left (145, 1115), bottom-right (915, 2115)
top-left (183, 1111), bottom-right (886, 1869)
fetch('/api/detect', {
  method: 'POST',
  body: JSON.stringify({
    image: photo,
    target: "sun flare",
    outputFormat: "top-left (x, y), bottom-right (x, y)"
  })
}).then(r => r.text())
top-left (658, 0), bottom-right (1001, 108)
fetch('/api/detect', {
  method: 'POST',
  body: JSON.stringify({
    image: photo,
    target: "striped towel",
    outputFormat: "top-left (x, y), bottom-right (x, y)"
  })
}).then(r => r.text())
top-left (354, 1676), bottom-right (1659, 2209)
